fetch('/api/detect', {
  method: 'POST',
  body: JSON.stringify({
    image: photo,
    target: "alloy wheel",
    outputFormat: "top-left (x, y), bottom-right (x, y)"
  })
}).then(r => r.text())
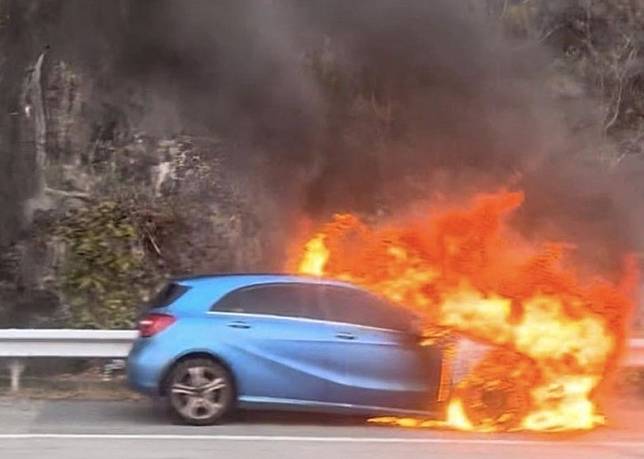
top-left (168, 360), bottom-right (233, 424)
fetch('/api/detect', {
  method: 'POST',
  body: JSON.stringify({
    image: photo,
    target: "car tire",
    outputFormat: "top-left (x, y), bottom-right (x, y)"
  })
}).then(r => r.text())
top-left (165, 358), bottom-right (235, 426)
top-left (454, 349), bottom-right (534, 430)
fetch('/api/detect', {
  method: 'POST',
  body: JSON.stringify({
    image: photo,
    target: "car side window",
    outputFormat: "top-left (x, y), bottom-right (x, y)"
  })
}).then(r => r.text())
top-left (318, 286), bottom-right (417, 332)
top-left (213, 284), bottom-right (325, 320)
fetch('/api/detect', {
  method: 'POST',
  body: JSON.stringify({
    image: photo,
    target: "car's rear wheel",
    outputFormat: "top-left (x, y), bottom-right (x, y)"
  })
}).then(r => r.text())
top-left (166, 358), bottom-right (234, 425)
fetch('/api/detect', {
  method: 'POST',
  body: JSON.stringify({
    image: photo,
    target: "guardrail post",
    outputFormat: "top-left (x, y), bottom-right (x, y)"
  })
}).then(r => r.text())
top-left (9, 359), bottom-right (25, 393)
top-left (102, 359), bottom-right (126, 381)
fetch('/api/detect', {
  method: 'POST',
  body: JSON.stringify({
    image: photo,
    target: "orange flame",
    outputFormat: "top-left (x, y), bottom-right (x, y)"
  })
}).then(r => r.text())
top-left (289, 190), bottom-right (637, 432)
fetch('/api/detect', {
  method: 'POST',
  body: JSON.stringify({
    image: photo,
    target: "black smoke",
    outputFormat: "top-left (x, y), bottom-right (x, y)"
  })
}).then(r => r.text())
top-left (2, 0), bottom-right (641, 274)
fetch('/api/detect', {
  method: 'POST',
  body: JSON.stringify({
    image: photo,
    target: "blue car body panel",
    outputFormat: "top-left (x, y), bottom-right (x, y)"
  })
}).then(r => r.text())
top-left (127, 274), bottom-right (444, 416)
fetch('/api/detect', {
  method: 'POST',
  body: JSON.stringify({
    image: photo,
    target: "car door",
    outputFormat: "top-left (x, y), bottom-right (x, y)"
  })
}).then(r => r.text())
top-left (317, 286), bottom-right (443, 413)
top-left (210, 283), bottom-right (339, 405)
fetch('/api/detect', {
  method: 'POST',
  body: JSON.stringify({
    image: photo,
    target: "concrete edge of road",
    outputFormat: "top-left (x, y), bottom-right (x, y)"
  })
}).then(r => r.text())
top-left (0, 433), bottom-right (643, 448)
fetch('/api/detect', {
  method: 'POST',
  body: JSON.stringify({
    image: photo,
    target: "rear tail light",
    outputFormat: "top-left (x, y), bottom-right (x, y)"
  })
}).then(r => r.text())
top-left (138, 313), bottom-right (176, 337)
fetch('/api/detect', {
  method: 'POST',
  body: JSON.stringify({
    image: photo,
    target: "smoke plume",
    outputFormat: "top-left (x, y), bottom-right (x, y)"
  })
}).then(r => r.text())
top-left (3, 0), bottom-right (642, 275)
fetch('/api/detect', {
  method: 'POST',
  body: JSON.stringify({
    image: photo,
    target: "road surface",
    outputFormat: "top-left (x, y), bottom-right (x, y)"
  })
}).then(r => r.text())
top-left (0, 398), bottom-right (642, 458)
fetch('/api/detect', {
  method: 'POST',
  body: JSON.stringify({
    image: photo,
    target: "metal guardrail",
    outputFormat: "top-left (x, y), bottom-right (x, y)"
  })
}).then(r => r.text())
top-left (0, 329), bottom-right (137, 392)
top-left (0, 329), bottom-right (137, 358)
top-left (0, 330), bottom-right (643, 393)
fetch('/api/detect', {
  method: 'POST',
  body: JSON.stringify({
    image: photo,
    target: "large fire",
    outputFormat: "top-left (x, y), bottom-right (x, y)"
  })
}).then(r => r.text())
top-left (288, 190), bottom-right (637, 432)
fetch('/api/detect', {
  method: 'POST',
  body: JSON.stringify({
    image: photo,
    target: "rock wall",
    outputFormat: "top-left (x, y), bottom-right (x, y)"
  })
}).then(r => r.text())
top-left (0, 53), bottom-right (272, 327)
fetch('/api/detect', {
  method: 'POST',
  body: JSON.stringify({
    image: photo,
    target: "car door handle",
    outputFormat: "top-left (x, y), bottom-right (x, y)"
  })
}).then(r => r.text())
top-left (227, 321), bottom-right (251, 329)
top-left (335, 332), bottom-right (356, 340)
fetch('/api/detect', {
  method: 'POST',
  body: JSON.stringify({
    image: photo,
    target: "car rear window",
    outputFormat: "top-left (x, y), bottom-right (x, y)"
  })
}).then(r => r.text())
top-left (213, 283), bottom-right (325, 320)
top-left (148, 282), bottom-right (189, 309)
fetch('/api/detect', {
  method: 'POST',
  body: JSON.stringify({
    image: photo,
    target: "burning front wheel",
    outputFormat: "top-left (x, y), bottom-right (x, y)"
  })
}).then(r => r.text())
top-left (455, 349), bottom-right (536, 431)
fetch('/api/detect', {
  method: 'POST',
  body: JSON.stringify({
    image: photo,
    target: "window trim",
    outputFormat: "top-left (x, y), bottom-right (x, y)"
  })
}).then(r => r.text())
top-left (207, 310), bottom-right (411, 335)
top-left (210, 282), bottom-right (327, 321)
top-left (210, 282), bottom-right (417, 334)
top-left (314, 284), bottom-right (420, 332)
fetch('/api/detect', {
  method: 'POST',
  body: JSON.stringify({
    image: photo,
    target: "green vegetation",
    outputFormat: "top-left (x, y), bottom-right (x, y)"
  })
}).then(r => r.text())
top-left (55, 201), bottom-right (161, 328)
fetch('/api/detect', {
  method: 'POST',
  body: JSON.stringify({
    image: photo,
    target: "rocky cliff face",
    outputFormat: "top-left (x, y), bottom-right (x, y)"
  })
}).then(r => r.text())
top-left (1, 1), bottom-right (642, 328)
top-left (0, 53), bottom-right (272, 328)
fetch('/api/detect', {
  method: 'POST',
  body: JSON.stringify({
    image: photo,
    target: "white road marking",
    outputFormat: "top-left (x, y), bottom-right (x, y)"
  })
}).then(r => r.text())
top-left (0, 434), bottom-right (641, 448)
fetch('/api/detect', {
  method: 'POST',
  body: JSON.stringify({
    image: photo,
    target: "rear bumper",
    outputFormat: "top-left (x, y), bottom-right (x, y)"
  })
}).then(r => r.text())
top-left (126, 339), bottom-right (170, 396)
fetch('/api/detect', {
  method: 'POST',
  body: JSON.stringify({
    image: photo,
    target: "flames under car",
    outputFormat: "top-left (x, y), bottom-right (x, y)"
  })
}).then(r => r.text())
top-left (127, 273), bottom-right (476, 425)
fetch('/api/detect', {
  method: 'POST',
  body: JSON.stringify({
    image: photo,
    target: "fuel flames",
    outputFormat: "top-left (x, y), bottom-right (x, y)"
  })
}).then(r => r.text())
top-left (289, 190), bottom-right (637, 432)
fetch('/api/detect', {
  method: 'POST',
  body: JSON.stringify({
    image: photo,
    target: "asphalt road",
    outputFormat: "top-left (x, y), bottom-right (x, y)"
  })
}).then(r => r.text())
top-left (0, 398), bottom-right (643, 459)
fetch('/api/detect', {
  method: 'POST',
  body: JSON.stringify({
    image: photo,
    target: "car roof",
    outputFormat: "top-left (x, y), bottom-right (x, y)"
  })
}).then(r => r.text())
top-left (172, 273), bottom-right (361, 291)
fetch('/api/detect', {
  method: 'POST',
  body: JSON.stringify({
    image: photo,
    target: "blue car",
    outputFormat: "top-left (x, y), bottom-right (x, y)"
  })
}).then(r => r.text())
top-left (127, 274), bottom-right (448, 425)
